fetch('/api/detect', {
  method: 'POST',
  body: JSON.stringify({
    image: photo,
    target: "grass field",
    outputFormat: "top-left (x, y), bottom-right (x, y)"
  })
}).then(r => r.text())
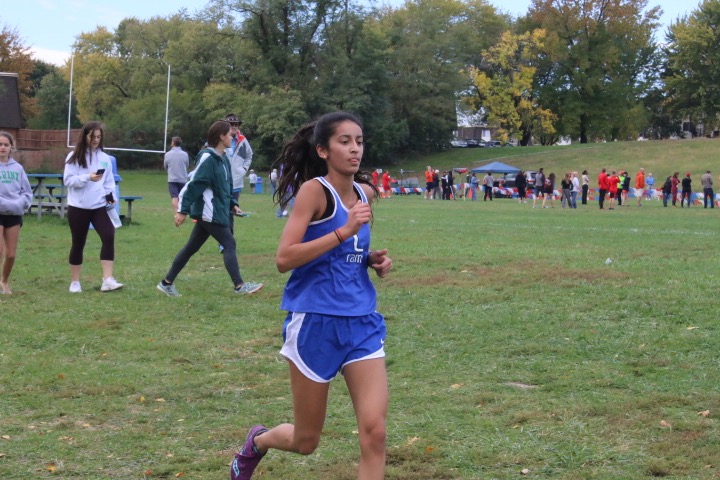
top-left (1, 140), bottom-right (719, 479)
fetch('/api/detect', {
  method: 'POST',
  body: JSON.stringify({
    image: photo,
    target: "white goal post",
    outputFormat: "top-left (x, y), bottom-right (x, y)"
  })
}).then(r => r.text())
top-left (67, 56), bottom-right (171, 154)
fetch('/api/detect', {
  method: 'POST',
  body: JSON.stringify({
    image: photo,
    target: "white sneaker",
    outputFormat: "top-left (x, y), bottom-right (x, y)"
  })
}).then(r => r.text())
top-left (101, 277), bottom-right (124, 292)
top-left (69, 281), bottom-right (82, 293)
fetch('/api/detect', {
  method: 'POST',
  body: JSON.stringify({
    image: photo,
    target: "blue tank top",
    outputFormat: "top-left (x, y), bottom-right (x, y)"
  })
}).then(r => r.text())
top-left (281, 177), bottom-right (377, 315)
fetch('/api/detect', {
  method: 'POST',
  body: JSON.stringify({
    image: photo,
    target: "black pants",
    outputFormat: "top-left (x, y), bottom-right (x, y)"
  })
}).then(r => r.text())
top-left (67, 206), bottom-right (115, 265)
top-left (165, 220), bottom-right (243, 286)
top-left (581, 185), bottom-right (589, 204)
top-left (598, 189), bottom-right (606, 209)
top-left (704, 188), bottom-right (715, 208)
top-left (681, 190), bottom-right (691, 207)
top-left (484, 186), bottom-right (493, 201)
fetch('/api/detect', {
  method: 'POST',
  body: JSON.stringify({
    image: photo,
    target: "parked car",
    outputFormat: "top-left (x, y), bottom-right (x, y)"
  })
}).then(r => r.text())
top-left (502, 171), bottom-right (537, 189)
top-left (486, 140), bottom-right (502, 147)
top-left (465, 139), bottom-right (485, 148)
top-left (450, 139), bottom-right (468, 148)
top-left (503, 174), bottom-right (518, 188)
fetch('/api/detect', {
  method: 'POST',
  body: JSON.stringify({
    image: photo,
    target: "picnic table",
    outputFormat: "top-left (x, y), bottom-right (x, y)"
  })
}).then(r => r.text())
top-left (27, 173), bottom-right (66, 219)
top-left (119, 196), bottom-right (143, 225)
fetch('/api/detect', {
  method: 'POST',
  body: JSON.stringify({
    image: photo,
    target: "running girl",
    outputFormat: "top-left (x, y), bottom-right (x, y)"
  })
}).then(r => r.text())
top-left (231, 111), bottom-right (392, 480)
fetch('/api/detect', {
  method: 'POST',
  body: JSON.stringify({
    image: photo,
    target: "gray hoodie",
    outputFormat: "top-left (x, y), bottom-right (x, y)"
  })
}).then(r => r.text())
top-left (0, 158), bottom-right (32, 216)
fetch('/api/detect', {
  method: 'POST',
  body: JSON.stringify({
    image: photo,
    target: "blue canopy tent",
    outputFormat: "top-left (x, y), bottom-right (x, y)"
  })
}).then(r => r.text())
top-left (470, 161), bottom-right (520, 174)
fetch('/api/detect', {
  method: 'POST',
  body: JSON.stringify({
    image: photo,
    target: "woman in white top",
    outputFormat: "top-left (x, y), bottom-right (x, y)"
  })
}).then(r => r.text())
top-left (63, 122), bottom-right (123, 293)
top-left (581, 170), bottom-right (590, 204)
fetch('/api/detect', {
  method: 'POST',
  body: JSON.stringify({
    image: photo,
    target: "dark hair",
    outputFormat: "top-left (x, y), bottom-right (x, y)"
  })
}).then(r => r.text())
top-left (67, 121), bottom-right (104, 168)
top-left (582, 169), bottom-right (587, 175)
top-left (171, 136), bottom-right (182, 147)
top-left (0, 131), bottom-right (15, 150)
top-left (207, 121), bottom-right (231, 148)
top-left (273, 111), bottom-right (377, 208)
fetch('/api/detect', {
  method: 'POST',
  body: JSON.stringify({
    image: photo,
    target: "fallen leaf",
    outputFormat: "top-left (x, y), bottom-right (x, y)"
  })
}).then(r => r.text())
top-left (155, 398), bottom-right (166, 402)
top-left (139, 396), bottom-right (146, 403)
top-left (1, 435), bottom-right (10, 440)
top-left (698, 410), bottom-right (710, 417)
top-left (57, 373), bottom-right (65, 379)
top-left (425, 446), bottom-right (435, 453)
top-left (687, 326), bottom-right (699, 330)
top-left (406, 436), bottom-right (420, 446)
top-left (28, 425), bottom-right (37, 430)
top-left (144, 470), bottom-right (153, 476)
top-left (659, 420), bottom-right (672, 428)
top-left (175, 473), bottom-right (185, 478)
top-left (46, 463), bottom-right (57, 472)
top-left (521, 468), bottom-right (530, 475)
top-left (450, 383), bottom-right (464, 389)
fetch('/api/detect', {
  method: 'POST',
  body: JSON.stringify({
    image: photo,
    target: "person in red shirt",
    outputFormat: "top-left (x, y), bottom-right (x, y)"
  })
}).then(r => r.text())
top-left (381, 170), bottom-right (392, 198)
top-left (371, 169), bottom-right (379, 188)
top-left (607, 170), bottom-right (619, 210)
top-left (597, 168), bottom-right (608, 209)
top-left (424, 166), bottom-right (434, 200)
top-left (671, 171), bottom-right (679, 207)
top-left (635, 168), bottom-right (645, 207)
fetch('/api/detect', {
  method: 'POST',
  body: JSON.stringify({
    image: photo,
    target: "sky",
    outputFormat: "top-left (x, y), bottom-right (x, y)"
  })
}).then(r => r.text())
top-left (3, 0), bottom-right (698, 66)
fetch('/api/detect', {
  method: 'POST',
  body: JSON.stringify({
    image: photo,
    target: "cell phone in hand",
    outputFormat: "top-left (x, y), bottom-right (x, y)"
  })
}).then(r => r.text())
top-left (234, 212), bottom-right (249, 217)
top-left (96, 169), bottom-right (105, 175)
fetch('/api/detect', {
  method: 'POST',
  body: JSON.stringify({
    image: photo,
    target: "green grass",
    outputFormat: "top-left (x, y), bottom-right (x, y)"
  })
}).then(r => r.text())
top-left (1, 140), bottom-right (719, 479)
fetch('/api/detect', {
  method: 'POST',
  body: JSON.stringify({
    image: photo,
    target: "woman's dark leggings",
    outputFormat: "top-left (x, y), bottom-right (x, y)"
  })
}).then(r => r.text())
top-left (165, 220), bottom-right (243, 286)
top-left (68, 206), bottom-right (115, 265)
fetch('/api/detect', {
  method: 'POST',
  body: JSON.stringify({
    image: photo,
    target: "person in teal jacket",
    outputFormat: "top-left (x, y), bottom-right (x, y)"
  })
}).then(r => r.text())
top-left (157, 121), bottom-right (263, 296)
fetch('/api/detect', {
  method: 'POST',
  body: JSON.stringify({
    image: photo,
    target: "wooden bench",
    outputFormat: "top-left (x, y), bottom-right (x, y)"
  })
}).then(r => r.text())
top-left (119, 196), bottom-right (143, 225)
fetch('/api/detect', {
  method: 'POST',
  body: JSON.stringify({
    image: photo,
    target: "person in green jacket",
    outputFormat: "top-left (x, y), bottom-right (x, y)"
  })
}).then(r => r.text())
top-left (157, 121), bottom-right (263, 296)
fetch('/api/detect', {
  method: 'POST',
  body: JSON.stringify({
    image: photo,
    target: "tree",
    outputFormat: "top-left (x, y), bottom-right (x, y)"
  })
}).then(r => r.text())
top-left (69, 17), bottom-right (235, 166)
top-left (528, 0), bottom-right (660, 142)
top-left (370, 0), bottom-right (508, 152)
top-left (27, 69), bottom-right (81, 129)
top-left (663, 0), bottom-right (720, 130)
top-left (0, 25), bottom-right (38, 121)
top-left (465, 29), bottom-right (557, 145)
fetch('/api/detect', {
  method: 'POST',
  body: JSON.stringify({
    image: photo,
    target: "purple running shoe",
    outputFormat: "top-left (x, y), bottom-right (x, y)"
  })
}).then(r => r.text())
top-left (230, 425), bottom-right (268, 480)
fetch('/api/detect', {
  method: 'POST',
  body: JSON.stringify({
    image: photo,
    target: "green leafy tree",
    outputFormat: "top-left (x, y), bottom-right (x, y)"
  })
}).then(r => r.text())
top-left (371, 0), bottom-right (508, 152)
top-left (663, 0), bottom-right (720, 130)
top-left (27, 70), bottom-right (81, 129)
top-left (528, 0), bottom-right (660, 142)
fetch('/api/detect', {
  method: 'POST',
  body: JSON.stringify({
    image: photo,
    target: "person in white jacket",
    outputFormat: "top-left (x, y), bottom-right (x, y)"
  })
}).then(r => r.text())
top-left (0, 131), bottom-right (32, 294)
top-left (219, 113), bottom-right (253, 252)
top-left (63, 122), bottom-right (123, 293)
top-left (224, 113), bottom-right (253, 200)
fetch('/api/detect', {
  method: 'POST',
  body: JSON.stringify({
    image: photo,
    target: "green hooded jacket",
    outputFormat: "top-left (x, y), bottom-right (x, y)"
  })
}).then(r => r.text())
top-left (178, 148), bottom-right (237, 226)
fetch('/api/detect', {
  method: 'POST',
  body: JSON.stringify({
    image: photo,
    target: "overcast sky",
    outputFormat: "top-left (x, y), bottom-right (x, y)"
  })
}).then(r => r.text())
top-left (3, 0), bottom-right (698, 66)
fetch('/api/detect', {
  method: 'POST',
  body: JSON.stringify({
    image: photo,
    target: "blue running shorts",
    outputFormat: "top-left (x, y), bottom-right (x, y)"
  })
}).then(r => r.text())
top-left (280, 311), bottom-right (386, 383)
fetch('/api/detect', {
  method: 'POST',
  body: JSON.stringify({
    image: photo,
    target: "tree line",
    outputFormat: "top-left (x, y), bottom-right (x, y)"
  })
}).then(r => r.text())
top-left (2, 0), bottom-right (720, 168)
